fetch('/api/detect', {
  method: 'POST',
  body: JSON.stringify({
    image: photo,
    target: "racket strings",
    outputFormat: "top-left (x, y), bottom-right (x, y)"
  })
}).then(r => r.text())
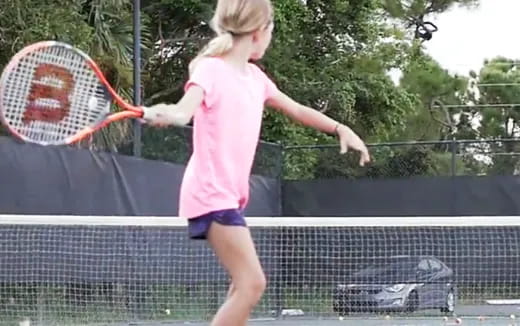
top-left (1, 45), bottom-right (111, 145)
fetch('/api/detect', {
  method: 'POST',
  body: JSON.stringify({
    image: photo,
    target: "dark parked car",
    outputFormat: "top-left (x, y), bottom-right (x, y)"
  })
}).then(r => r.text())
top-left (333, 255), bottom-right (456, 315)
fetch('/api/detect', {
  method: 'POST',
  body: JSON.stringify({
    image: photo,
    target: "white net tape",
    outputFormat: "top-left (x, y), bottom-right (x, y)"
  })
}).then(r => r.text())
top-left (0, 215), bottom-right (520, 325)
top-left (0, 45), bottom-right (111, 145)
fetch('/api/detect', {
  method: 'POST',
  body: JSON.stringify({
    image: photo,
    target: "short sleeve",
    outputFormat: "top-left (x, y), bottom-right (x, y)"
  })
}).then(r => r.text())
top-left (250, 64), bottom-right (278, 101)
top-left (263, 72), bottom-right (278, 100)
top-left (184, 58), bottom-right (217, 107)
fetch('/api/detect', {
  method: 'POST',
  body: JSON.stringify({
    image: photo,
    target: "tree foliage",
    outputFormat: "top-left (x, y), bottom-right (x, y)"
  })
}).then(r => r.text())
top-left (382, 0), bottom-right (479, 27)
top-left (455, 58), bottom-right (520, 175)
top-left (9, 0), bottom-right (520, 179)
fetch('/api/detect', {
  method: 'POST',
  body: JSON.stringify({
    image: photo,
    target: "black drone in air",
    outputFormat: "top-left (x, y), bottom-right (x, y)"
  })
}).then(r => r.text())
top-left (410, 15), bottom-right (438, 41)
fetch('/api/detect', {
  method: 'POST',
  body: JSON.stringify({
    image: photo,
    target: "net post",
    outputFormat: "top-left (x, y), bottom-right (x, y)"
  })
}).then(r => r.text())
top-left (132, 0), bottom-right (142, 157)
top-left (450, 137), bottom-right (457, 176)
top-left (277, 143), bottom-right (284, 216)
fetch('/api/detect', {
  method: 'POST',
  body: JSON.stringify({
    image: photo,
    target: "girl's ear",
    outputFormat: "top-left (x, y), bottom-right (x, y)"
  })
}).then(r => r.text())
top-left (251, 29), bottom-right (261, 43)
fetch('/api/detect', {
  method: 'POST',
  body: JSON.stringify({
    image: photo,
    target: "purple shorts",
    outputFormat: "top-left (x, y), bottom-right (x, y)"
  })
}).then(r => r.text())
top-left (188, 208), bottom-right (247, 240)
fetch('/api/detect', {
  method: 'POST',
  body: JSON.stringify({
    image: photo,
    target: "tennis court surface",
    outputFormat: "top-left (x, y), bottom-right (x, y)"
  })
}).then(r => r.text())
top-left (2, 215), bottom-right (520, 326)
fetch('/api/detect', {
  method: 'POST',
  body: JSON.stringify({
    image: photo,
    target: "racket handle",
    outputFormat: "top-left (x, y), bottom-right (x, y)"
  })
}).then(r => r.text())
top-left (65, 110), bottom-right (143, 144)
top-left (142, 104), bottom-right (191, 126)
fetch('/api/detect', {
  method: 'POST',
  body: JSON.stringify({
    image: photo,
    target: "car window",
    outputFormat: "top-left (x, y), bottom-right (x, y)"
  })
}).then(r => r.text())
top-left (429, 259), bottom-right (442, 271)
top-left (417, 259), bottom-right (430, 272)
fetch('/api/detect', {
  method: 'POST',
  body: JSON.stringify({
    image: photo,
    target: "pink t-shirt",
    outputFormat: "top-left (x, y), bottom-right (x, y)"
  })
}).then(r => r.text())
top-left (179, 57), bottom-right (278, 218)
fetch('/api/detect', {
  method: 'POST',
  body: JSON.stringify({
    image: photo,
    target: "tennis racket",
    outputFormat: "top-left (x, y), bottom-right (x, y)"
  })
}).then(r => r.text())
top-left (0, 41), bottom-right (144, 146)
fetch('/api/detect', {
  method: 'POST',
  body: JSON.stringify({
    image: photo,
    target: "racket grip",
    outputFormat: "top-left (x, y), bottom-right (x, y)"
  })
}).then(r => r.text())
top-left (142, 104), bottom-right (190, 126)
top-left (65, 110), bottom-right (143, 144)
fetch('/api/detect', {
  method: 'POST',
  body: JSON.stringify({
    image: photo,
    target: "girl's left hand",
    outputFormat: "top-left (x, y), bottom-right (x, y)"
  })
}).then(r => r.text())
top-left (336, 124), bottom-right (371, 167)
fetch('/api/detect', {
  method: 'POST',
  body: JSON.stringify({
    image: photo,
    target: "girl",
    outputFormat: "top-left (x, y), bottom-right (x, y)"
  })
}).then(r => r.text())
top-left (143, 0), bottom-right (371, 325)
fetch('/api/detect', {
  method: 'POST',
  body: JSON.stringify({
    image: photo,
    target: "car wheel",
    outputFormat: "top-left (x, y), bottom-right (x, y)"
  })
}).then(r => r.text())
top-left (406, 291), bottom-right (419, 313)
top-left (333, 302), bottom-right (349, 316)
top-left (441, 289), bottom-right (455, 314)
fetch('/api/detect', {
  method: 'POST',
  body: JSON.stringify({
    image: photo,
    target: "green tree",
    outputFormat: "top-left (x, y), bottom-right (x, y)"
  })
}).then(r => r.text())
top-left (458, 58), bottom-right (520, 175)
top-left (135, 0), bottom-right (484, 179)
top-left (395, 54), bottom-right (471, 141)
top-left (140, 0), bottom-right (420, 177)
top-left (1, 0), bottom-right (491, 179)
top-left (363, 54), bottom-right (474, 178)
top-left (472, 58), bottom-right (520, 139)
top-left (382, 0), bottom-right (479, 37)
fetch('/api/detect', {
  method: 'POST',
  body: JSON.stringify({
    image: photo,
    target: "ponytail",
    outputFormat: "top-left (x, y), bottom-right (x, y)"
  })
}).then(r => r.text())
top-left (189, 32), bottom-right (234, 75)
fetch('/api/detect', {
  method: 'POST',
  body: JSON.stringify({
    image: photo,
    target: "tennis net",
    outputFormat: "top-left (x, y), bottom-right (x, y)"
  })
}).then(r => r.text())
top-left (1, 215), bottom-right (520, 325)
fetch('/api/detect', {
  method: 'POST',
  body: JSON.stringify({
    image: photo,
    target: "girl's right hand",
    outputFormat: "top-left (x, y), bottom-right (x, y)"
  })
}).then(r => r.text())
top-left (142, 103), bottom-right (177, 127)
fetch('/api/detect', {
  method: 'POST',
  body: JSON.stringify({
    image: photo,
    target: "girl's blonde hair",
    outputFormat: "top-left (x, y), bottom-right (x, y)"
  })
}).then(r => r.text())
top-left (189, 0), bottom-right (273, 74)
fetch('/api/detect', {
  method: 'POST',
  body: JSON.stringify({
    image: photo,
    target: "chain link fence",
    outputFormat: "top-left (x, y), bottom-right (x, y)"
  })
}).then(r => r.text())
top-left (283, 139), bottom-right (520, 180)
top-left (119, 126), bottom-right (520, 181)
top-left (4, 119), bottom-right (518, 181)
top-left (136, 126), bottom-right (284, 179)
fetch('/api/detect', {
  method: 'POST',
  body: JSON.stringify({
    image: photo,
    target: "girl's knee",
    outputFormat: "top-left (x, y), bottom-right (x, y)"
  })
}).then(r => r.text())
top-left (237, 272), bottom-right (266, 302)
top-left (252, 272), bottom-right (267, 295)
